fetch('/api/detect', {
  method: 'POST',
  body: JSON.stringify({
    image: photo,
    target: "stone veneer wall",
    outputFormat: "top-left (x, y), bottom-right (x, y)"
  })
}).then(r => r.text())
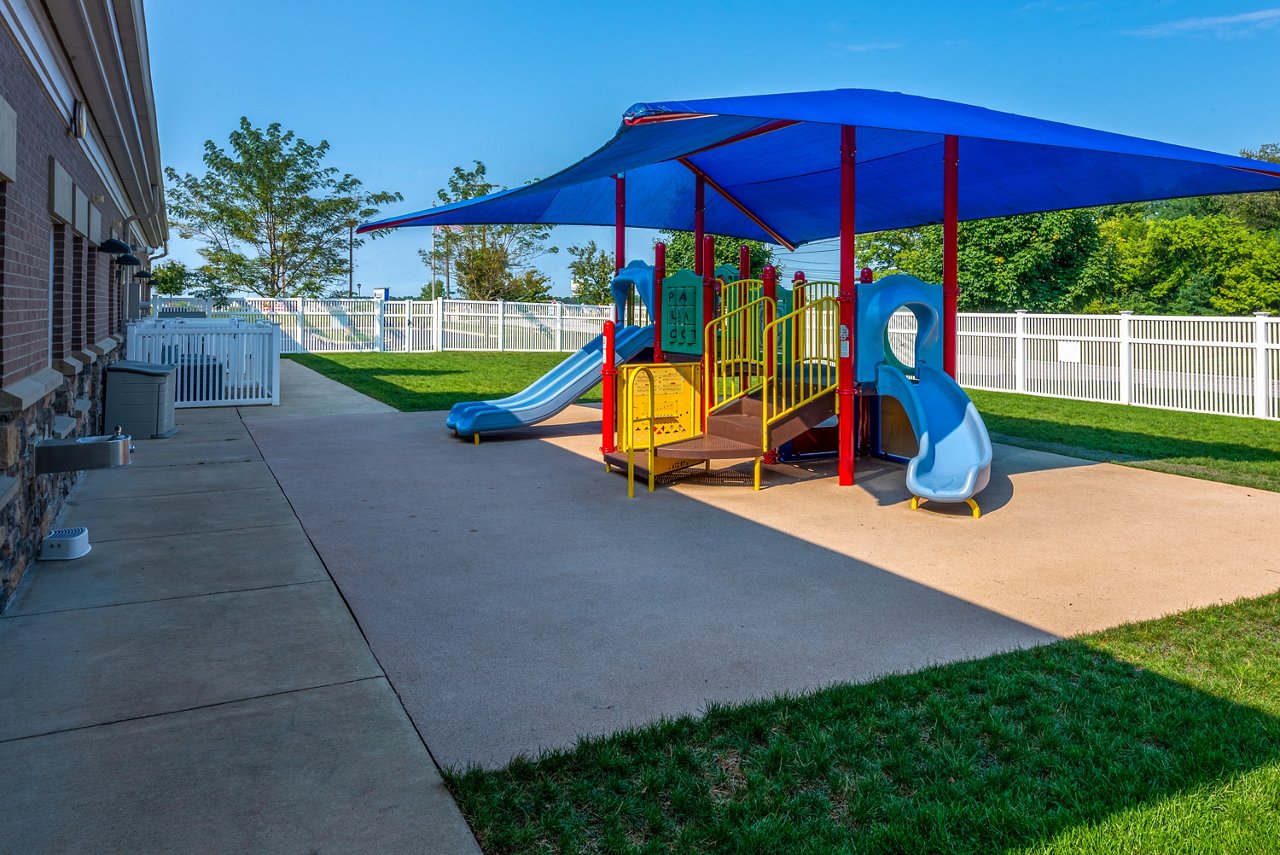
top-left (0, 345), bottom-right (120, 611)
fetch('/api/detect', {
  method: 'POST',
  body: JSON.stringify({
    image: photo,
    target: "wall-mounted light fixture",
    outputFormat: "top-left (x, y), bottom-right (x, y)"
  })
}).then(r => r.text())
top-left (97, 238), bottom-right (131, 254)
top-left (71, 100), bottom-right (87, 140)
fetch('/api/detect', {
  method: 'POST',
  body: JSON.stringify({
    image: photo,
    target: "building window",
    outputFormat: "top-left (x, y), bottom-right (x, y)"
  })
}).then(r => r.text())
top-left (72, 235), bottom-right (86, 351)
top-left (86, 246), bottom-right (98, 345)
top-left (50, 225), bottom-right (69, 362)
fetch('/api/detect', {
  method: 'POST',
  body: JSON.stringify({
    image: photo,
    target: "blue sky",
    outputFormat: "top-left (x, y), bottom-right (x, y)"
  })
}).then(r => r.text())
top-left (149, 1), bottom-right (1280, 296)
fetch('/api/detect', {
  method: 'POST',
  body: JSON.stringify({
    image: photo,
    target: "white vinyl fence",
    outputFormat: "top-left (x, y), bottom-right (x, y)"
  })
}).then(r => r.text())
top-left (887, 310), bottom-right (1279, 420)
top-left (127, 318), bottom-right (281, 407)
top-left (153, 297), bottom-right (622, 355)
top-left (153, 297), bottom-right (1278, 420)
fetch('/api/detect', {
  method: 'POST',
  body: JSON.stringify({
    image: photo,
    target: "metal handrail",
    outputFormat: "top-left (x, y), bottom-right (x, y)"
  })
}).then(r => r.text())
top-left (760, 296), bottom-right (841, 454)
top-left (703, 295), bottom-right (775, 413)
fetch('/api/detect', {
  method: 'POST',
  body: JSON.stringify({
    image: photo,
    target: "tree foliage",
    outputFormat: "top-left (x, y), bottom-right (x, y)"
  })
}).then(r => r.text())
top-left (859, 210), bottom-right (1108, 312)
top-left (165, 118), bottom-right (401, 299)
top-left (566, 240), bottom-right (616, 305)
top-left (149, 260), bottom-right (193, 296)
top-left (655, 231), bottom-right (779, 277)
top-left (417, 162), bottom-right (557, 301)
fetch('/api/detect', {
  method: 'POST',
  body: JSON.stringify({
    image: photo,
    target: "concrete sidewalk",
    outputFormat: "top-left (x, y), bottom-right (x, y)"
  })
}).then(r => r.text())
top-left (0, 368), bottom-right (478, 853)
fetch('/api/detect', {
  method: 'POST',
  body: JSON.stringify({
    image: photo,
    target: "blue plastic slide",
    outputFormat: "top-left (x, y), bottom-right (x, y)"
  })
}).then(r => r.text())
top-left (447, 324), bottom-right (654, 437)
top-left (876, 363), bottom-right (993, 511)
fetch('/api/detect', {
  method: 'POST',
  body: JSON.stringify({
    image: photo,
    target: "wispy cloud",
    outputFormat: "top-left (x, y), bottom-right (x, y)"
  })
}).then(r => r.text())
top-left (836, 41), bottom-right (904, 53)
top-left (1129, 8), bottom-right (1280, 38)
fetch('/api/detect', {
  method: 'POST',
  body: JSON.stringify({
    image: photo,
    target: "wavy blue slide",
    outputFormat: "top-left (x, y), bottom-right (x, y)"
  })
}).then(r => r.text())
top-left (447, 324), bottom-right (654, 437)
top-left (876, 362), bottom-right (993, 515)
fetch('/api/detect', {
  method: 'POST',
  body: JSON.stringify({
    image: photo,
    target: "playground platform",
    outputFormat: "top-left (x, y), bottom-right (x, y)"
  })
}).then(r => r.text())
top-left (244, 395), bottom-right (1280, 770)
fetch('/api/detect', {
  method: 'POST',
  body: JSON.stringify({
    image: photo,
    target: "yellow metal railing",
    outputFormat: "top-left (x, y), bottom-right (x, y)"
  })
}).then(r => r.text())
top-left (704, 295), bottom-right (774, 413)
top-left (760, 296), bottom-right (841, 462)
top-left (619, 362), bottom-right (702, 497)
top-left (792, 279), bottom-right (840, 304)
top-left (720, 278), bottom-right (763, 318)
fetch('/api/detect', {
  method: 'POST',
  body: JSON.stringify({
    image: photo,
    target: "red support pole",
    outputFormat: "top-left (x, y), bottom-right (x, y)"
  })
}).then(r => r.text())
top-left (838, 126), bottom-right (857, 487)
top-left (762, 264), bottom-right (777, 380)
top-left (739, 244), bottom-right (751, 281)
top-left (601, 320), bottom-right (618, 454)
top-left (614, 174), bottom-right (626, 274)
top-left (653, 241), bottom-right (666, 363)
top-left (792, 270), bottom-right (806, 361)
top-left (943, 135), bottom-right (959, 379)
top-left (693, 174), bottom-right (706, 275)
top-left (701, 234), bottom-right (716, 425)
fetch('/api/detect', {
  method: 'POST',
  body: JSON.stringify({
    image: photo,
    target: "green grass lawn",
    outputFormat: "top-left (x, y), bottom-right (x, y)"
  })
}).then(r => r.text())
top-left (448, 593), bottom-right (1280, 853)
top-left (289, 351), bottom-right (1279, 492)
top-left (286, 351), bottom-right (602, 412)
top-left (969, 389), bottom-right (1280, 492)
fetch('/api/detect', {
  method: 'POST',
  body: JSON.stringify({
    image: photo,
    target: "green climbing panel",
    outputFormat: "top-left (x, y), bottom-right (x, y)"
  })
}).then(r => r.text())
top-left (661, 269), bottom-right (705, 356)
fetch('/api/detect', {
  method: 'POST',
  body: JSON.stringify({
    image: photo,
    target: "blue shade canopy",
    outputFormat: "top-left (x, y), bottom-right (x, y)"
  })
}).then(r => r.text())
top-left (359, 88), bottom-right (1280, 246)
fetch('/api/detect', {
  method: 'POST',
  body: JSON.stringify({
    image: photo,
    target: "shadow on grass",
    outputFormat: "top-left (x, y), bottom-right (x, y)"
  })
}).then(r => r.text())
top-left (449, 619), bottom-right (1280, 853)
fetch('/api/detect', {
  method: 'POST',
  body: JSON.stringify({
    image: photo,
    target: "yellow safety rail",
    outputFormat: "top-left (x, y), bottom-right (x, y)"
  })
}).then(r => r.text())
top-left (757, 296), bottom-right (841, 488)
top-left (619, 362), bottom-right (702, 497)
top-left (719, 278), bottom-right (763, 317)
top-left (704, 295), bottom-right (774, 413)
top-left (792, 279), bottom-right (840, 304)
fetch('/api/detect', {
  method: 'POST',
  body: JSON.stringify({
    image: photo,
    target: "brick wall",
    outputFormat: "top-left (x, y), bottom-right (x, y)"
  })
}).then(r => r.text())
top-left (1, 25), bottom-right (136, 607)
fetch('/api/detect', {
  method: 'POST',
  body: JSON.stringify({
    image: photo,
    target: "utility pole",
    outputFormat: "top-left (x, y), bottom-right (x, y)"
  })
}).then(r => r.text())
top-left (347, 223), bottom-right (354, 298)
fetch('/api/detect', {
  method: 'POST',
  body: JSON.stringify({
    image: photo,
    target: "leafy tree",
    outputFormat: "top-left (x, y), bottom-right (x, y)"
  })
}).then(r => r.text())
top-left (655, 230), bottom-right (779, 277)
top-left (416, 162), bottom-right (557, 301)
top-left (859, 210), bottom-right (1108, 312)
top-left (149, 260), bottom-right (194, 296)
top-left (1093, 214), bottom-right (1280, 314)
top-left (419, 280), bottom-right (445, 300)
top-left (1220, 143), bottom-right (1280, 232)
top-left (566, 240), bottom-right (616, 304)
top-left (165, 118), bottom-right (401, 299)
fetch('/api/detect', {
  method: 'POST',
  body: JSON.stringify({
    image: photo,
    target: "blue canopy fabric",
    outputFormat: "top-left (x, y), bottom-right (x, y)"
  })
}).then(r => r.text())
top-left (359, 88), bottom-right (1280, 246)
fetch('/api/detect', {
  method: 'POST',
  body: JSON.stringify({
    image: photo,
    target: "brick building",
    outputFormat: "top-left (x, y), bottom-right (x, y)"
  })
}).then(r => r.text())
top-left (0, 1), bottom-right (165, 608)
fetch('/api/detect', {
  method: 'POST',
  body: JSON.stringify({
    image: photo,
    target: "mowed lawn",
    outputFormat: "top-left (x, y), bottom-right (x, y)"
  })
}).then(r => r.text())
top-left (287, 351), bottom-right (602, 412)
top-left (290, 351), bottom-right (1280, 492)
top-left (448, 593), bottom-right (1280, 853)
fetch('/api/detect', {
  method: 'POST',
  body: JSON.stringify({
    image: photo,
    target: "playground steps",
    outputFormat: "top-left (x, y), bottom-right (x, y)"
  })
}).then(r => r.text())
top-left (652, 389), bottom-right (836, 462)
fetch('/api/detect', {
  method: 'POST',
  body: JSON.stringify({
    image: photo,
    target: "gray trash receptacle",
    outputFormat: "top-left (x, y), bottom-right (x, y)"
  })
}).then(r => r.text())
top-left (105, 361), bottom-right (178, 439)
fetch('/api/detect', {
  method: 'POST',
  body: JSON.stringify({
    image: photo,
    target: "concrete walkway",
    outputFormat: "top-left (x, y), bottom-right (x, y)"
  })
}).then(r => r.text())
top-left (245, 401), bottom-right (1280, 770)
top-left (0, 366), bottom-right (478, 853)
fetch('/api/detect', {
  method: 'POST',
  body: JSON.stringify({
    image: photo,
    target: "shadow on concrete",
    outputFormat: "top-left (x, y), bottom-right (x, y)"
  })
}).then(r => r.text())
top-left (247, 411), bottom-right (1063, 770)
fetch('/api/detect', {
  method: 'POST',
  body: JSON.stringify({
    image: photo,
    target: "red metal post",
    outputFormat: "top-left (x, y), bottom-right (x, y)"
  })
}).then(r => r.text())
top-left (762, 263), bottom-right (779, 465)
top-left (739, 244), bottom-right (751, 281)
top-left (701, 234), bottom-right (716, 425)
top-left (792, 270), bottom-right (806, 361)
top-left (653, 241), bottom-right (666, 363)
top-left (601, 320), bottom-right (618, 454)
top-left (943, 135), bottom-right (959, 379)
top-left (838, 126), bottom-right (858, 487)
top-left (693, 174), bottom-right (706, 275)
top-left (614, 174), bottom-right (626, 275)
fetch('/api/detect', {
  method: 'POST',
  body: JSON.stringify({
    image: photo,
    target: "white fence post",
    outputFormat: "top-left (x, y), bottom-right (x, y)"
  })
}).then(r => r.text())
top-left (1014, 310), bottom-right (1027, 393)
top-left (433, 298), bottom-right (444, 351)
top-left (555, 300), bottom-right (564, 351)
top-left (1256, 312), bottom-right (1271, 418)
top-left (375, 299), bottom-right (385, 352)
top-left (497, 300), bottom-right (506, 351)
top-left (295, 298), bottom-right (305, 352)
top-left (1119, 311), bottom-right (1133, 405)
top-left (270, 324), bottom-right (282, 405)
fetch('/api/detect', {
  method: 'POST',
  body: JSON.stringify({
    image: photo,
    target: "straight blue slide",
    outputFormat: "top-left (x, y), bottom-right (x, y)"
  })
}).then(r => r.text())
top-left (875, 363), bottom-right (993, 511)
top-left (447, 324), bottom-right (654, 437)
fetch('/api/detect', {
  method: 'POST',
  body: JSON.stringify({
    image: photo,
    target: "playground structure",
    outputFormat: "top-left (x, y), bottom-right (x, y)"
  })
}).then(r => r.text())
top-left (598, 239), bottom-right (991, 515)
top-left (360, 88), bottom-right (1280, 515)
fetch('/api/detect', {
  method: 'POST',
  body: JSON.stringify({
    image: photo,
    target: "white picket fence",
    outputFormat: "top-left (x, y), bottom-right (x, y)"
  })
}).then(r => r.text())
top-left (153, 296), bottom-right (620, 355)
top-left (887, 310), bottom-right (1279, 420)
top-left (127, 318), bottom-right (281, 407)
top-left (152, 297), bottom-right (1278, 420)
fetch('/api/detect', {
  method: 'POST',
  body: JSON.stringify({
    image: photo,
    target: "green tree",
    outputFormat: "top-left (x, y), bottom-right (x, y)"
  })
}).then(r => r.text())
top-left (165, 118), bottom-right (401, 299)
top-left (566, 240), bottom-right (616, 304)
top-left (655, 230), bottom-right (779, 277)
top-left (1220, 143), bottom-right (1280, 232)
top-left (417, 162), bottom-right (557, 301)
top-left (1094, 214), bottom-right (1280, 314)
top-left (149, 260), bottom-right (193, 296)
top-left (859, 210), bottom-right (1108, 312)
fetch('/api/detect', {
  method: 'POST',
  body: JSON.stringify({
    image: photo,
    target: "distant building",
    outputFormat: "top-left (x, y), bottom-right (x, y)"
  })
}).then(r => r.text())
top-left (0, 1), bottom-right (166, 607)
